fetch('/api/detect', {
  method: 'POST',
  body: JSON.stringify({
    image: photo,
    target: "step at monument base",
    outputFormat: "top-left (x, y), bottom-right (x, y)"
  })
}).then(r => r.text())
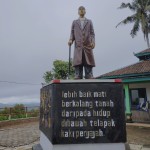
top-left (40, 131), bottom-right (126, 150)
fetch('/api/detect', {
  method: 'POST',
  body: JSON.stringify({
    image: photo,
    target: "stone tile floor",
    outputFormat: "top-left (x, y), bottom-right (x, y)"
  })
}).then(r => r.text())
top-left (0, 122), bottom-right (39, 150)
top-left (0, 121), bottom-right (150, 150)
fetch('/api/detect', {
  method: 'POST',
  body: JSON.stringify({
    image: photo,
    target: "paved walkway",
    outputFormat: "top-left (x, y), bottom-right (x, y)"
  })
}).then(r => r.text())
top-left (129, 144), bottom-right (150, 150)
top-left (126, 123), bottom-right (150, 128)
top-left (127, 123), bottom-right (150, 150)
top-left (0, 122), bottom-right (40, 150)
top-left (0, 121), bottom-right (149, 150)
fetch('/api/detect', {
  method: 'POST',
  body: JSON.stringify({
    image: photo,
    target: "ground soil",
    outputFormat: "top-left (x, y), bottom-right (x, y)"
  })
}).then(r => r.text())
top-left (126, 125), bottom-right (150, 145)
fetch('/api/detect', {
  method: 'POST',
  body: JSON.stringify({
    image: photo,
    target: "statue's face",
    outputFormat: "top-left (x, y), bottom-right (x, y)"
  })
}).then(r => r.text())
top-left (78, 7), bottom-right (86, 17)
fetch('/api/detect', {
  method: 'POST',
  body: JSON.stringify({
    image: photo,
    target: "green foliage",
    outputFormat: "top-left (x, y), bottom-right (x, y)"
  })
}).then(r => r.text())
top-left (0, 107), bottom-right (10, 114)
top-left (117, 0), bottom-right (150, 47)
top-left (12, 104), bottom-right (25, 114)
top-left (0, 104), bottom-right (39, 121)
top-left (43, 71), bottom-right (53, 83)
top-left (0, 115), bottom-right (9, 121)
top-left (43, 59), bottom-right (75, 83)
top-left (11, 114), bottom-right (26, 119)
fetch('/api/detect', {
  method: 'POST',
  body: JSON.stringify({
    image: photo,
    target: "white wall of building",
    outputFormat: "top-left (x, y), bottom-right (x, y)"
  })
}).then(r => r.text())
top-left (129, 82), bottom-right (150, 102)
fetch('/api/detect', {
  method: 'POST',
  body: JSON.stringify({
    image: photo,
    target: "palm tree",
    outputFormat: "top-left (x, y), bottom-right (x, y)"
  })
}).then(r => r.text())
top-left (116, 0), bottom-right (150, 48)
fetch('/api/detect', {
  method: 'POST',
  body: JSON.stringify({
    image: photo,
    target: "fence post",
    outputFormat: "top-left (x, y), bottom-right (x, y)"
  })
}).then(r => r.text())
top-left (26, 107), bottom-right (28, 118)
top-left (9, 108), bottom-right (11, 120)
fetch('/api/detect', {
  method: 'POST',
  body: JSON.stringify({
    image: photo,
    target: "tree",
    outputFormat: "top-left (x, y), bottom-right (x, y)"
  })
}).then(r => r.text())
top-left (43, 60), bottom-right (75, 83)
top-left (116, 0), bottom-right (150, 48)
top-left (12, 104), bottom-right (25, 114)
top-left (43, 71), bottom-right (53, 83)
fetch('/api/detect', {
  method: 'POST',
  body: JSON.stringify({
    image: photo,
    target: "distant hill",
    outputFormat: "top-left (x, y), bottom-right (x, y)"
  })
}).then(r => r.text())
top-left (0, 103), bottom-right (14, 108)
top-left (0, 102), bottom-right (40, 108)
top-left (0, 103), bottom-right (6, 108)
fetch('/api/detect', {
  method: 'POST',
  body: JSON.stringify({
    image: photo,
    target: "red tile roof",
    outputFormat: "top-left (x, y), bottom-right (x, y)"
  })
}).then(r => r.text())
top-left (98, 60), bottom-right (150, 78)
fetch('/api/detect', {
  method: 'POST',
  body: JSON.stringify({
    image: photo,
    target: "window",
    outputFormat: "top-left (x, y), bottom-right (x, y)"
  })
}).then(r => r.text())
top-left (130, 88), bottom-right (147, 108)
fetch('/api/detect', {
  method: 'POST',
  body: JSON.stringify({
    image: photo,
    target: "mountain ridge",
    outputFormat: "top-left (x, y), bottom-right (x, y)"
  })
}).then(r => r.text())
top-left (0, 102), bottom-right (40, 108)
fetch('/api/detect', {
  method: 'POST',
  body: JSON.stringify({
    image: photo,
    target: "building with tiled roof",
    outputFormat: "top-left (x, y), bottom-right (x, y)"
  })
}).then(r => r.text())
top-left (97, 48), bottom-right (150, 122)
top-left (99, 60), bottom-right (150, 79)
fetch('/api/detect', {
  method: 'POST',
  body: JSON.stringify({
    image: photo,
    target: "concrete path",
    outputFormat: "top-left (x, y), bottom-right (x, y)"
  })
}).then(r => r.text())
top-left (127, 123), bottom-right (150, 150)
top-left (126, 123), bottom-right (150, 128)
top-left (0, 122), bottom-right (40, 150)
top-left (0, 121), bottom-right (149, 150)
top-left (129, 144), bottom-right (150, 150)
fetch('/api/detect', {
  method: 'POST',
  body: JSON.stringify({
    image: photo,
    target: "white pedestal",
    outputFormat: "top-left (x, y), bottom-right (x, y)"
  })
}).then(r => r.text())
top-left (40, 131), bottom-right (126, 150)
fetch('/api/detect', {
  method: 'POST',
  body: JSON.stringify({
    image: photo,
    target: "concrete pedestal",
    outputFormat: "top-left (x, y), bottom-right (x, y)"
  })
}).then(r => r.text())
top-left (39, 131), bottom-right (126, 150)
top-left (38, 79), bottom-right (127, 150)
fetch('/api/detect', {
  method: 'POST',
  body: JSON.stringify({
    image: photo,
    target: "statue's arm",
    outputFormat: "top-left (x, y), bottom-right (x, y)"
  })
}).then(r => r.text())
top-left (90, 20), bottom-right (95, 44)
top-left (70, 21), bottom-right (75, 42)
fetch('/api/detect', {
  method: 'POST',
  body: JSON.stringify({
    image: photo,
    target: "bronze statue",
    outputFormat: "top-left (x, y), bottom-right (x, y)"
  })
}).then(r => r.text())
top-left (68, 6), bottom-right (95, 79)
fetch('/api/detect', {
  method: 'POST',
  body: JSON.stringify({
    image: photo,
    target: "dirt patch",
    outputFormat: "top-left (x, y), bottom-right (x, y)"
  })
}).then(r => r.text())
top-left (127, 125), bottom-right (150, 145)
top-left (0, 118), bottom-right (39, 129)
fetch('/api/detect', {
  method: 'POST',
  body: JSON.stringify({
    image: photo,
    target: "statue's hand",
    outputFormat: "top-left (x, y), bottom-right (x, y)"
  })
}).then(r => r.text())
top-left (91, 42), bottom-right (95, 49)
top-left (68, 40), bottom-right (73, 46)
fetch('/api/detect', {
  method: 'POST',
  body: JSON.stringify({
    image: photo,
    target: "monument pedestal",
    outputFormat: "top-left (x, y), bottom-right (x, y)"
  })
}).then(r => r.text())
top-left (38, 79), bottom-right (127, 150)
top-left (39, 131), bottom-right (126, 150)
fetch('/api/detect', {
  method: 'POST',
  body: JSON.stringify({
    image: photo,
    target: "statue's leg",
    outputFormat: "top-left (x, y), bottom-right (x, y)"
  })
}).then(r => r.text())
top-left (74, 65), bottom-right (83, 79)
top-left (84, 66), bottom-right (94, 79)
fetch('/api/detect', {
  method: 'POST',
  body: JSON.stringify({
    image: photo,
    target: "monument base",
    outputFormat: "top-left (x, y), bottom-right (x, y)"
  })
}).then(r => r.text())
top-left (39, 131), bottom-right (126, 150)
top-left (38, 79), bottom-right (127, 149)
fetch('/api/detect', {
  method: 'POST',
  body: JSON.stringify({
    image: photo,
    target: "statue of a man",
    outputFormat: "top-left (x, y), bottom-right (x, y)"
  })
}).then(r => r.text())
top-left (68, 6), bottom-right (96, 79)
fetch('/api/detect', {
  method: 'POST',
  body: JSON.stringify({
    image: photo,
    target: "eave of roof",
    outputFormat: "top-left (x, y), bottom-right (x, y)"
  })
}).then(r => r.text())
top-left (134, 52), bottom-right (150, 57)
top-left (123, 77), bottom-right (150, 83)
top-left (134, 48), bottom-right (150, 58)
top-left (98, 74), bottom-right (150, 83)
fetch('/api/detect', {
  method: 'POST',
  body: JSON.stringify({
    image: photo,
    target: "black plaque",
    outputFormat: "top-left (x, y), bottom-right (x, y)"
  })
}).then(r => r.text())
top-left (40, 81), bottom-right (126, 145)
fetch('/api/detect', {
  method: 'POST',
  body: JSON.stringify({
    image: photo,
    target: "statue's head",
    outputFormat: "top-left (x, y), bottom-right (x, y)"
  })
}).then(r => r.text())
top-left (78, 6), bottom-right (86, 17)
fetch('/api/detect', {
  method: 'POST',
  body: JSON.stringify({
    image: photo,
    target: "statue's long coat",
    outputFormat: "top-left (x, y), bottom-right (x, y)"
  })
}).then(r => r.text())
top-left (70, 18), bottom-right (95, 67)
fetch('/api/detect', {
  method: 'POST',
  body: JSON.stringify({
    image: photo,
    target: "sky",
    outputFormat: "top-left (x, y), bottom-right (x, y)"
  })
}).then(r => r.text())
top-left (0, 0), bottom-right (147, 104)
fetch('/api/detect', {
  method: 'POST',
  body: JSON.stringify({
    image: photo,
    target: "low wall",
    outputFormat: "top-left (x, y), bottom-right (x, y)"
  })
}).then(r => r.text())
top-left (132, 110), bottom-right (150, 123)
top-left (0, 117), bottom-right (39, 128)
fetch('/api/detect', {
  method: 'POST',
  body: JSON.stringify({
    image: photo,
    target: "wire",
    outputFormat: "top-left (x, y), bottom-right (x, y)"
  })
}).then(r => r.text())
top-left (0, 80), bottom-right (41, 86)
